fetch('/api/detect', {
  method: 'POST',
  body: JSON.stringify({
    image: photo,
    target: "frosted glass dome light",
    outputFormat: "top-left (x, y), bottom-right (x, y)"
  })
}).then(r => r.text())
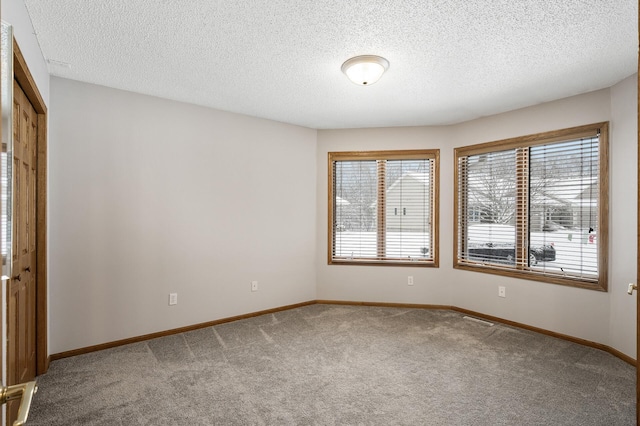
top-left (341, 55), bottom-right (390, 86)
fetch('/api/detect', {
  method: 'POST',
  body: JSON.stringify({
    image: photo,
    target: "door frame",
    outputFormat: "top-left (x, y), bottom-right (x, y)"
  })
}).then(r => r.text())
top-left (636, 13), bottom-right (639, 423)
top-left (12, 39), bottom-right (48, 376)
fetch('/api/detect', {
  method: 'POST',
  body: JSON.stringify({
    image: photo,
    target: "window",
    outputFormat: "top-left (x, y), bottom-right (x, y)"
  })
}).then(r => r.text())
top-left (454, 123), bottom-right (608, 290)
top-left (329, 150), bottom-right (439, 266)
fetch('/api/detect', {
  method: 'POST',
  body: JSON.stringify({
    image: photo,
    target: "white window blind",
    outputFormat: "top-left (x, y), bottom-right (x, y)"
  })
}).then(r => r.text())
top-left (455, 123), bottom-right (608, 290)
top-left (458, 149), bottom-right (517, 266)
top-left (333, 160), bottom-right (378, 259)
top-left (385, 160), bottom-right (433, 260)
top-left (528, 137), bottom-right (599, 280)
top-left (330, 151), bottom-right (439, 266)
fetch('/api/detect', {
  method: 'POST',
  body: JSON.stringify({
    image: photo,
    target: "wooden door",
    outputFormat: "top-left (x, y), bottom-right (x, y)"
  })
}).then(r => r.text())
top-left (7, 79), bottom-right (38, 423)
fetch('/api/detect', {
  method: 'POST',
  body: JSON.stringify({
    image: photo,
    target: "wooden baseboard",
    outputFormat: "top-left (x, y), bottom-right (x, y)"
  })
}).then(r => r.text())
top-left (50, 299), bottom-right (637, 367)
top-left (450, 307), bottom-right (637, 366)
top-left (317, 300), bottom-right (637, 367)
top-left (49, 301), bottom-right (316, 361)
top-left (315, 299), bottom-right (452, 310)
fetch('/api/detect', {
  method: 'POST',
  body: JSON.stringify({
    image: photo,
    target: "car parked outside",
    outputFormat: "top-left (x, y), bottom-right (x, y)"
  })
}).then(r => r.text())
top-left (467, 242), bottom-right (556, 265)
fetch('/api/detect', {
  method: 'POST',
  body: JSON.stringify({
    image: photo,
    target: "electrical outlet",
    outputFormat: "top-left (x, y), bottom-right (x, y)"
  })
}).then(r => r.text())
top-left (408, 276), bottom-right (414, 286)
top-left (251, 281), bottom-right (258, 292)
top-left (169, 293), bottom-right (178, 305)
top-left (498, 286), bottom-right (506, 298)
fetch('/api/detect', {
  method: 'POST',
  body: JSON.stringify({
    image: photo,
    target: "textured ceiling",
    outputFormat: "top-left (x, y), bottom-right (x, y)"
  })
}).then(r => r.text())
top-left (24, 0), bottom-right (638, 129)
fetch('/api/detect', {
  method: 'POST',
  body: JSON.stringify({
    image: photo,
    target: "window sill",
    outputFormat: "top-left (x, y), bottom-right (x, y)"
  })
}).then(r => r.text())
top-left (330, 259), bottom-right (439, 268)
top-left (453, 263), bottom-right (606, 291)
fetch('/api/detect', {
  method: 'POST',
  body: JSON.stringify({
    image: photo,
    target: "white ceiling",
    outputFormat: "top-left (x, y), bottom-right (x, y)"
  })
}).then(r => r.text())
top-left (24, 0), bottom-right (638, 129)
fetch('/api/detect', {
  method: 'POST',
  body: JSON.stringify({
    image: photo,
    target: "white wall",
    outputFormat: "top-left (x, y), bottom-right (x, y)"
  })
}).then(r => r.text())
top-left (316, 126), bottom-right (455, 306)
top-left (49, 77), bottom-right (317, 354)
top-left (317, 81), bottom-right (637, 358)
top-left (14, 0), bottom-right (632, 357)
top-left (449, 89), bottom-right (613, 348)
top-left (2, 0), bottom-right (50, 106)
top-left (609, 74), bottom-right (638, 357)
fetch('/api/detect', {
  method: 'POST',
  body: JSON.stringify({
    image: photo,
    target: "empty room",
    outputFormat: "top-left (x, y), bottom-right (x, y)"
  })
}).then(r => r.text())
top-left (0, 0), bottom-right (638, 425)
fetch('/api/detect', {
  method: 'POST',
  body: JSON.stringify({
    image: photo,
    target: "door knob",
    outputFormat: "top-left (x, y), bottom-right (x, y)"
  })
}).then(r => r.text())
top-left (0, 381), bottom-right (37, 426)
top-left (24, 266), bottom-right (30, 273)
top-left (12, 274), bottom-right (20, 282)
top-left (627, 283), bottom-right (637, 295)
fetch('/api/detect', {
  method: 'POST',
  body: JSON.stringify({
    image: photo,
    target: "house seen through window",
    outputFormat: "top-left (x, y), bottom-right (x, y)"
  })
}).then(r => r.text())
top-left (454, 123), bottom-right (608, 290)
top-left (329, 150), bottom-right (439, 266)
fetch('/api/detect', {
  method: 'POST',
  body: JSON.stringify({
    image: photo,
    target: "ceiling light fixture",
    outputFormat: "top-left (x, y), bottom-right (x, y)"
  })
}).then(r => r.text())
top-left (341, 55), bottom-right (389, 86)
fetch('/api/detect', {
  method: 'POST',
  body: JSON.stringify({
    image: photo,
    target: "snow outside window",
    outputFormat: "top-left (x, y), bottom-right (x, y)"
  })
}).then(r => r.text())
top-left (329, 150), bottom-right (439, 267)
top-left (454, 123), bottom-right (609, 291)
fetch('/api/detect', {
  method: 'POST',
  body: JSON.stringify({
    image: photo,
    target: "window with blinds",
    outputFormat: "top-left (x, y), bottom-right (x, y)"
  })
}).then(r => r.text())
top-left (454, 123), bottom-right (608, 291)
top-left (329, 150), bottom-right (439, 266)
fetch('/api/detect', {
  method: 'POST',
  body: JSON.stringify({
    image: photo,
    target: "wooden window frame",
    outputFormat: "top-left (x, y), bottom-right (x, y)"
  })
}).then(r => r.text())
top-left (454, 122), bottom-right (609, 291)
top-left (328, 149), bottom-right (440, 267)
